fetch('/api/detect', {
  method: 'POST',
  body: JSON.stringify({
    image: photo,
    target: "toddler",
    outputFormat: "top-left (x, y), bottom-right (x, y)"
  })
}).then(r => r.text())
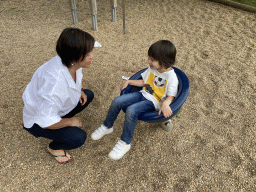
top-left (91, 40), bottom-right (178, 160)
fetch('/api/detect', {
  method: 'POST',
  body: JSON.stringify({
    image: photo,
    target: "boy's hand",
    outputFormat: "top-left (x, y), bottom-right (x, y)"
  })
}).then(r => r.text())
top-left (120, 80), bottom-right (129, 91)
top-left (158, 103), bottom-right (173, 118)
top-left (120, 79), bottom-right (145, 91)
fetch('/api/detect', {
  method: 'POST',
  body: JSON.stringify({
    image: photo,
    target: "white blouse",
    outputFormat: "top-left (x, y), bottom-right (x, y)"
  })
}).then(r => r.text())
top-left (22, 55), bottom-right (83, 128)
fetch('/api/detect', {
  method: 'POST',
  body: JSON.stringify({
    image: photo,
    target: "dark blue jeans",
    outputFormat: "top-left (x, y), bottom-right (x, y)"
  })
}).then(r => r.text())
top-left (23, 89), bottom-right (94, 150)
top-left (103, 91), bottom-right (155, 144)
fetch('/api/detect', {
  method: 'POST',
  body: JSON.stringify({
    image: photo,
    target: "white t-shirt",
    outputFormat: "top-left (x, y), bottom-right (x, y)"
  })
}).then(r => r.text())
top-left (140, 67), bottom-right (178, 110)
top-left (22, 55), bottom-right (83, 128)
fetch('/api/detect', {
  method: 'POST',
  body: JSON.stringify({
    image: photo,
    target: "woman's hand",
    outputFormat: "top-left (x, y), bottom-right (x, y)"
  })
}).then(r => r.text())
top-left (80, 91), bottom-right (87, 106)
top-left (70, 117), bottom-right (82, 127)
top-left (158, 103), bottom-right (173, 118)
top-left (45, 117), bottom-right (82, 129)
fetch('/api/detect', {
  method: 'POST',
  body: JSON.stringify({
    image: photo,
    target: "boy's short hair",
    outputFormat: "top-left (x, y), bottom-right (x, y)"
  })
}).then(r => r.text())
top-left (148, 40), bottom-right (176, 68)
top-left (56, 28), bottom-right (95, 68)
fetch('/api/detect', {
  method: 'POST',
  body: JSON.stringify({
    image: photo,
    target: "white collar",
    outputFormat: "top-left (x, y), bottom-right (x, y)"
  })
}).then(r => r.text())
top-left (56, 56), bottom-right (82, 90)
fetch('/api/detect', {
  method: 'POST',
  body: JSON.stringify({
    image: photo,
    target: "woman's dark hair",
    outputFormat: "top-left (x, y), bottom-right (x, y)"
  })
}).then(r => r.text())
top-left (56, 28), bottom-right (95, 67)
top-left (148, 40), bottom-right (176, 68)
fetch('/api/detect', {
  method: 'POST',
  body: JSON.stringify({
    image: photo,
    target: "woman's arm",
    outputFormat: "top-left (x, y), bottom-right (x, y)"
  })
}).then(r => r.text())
top-left (120, 79), bottom-right (144, 91)
top-left (45, 117), bottom-right (82, 129)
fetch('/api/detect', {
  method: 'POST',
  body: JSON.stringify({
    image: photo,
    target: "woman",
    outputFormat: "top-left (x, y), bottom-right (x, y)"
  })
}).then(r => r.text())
top-left (23, 28), bottom-right (95, 164)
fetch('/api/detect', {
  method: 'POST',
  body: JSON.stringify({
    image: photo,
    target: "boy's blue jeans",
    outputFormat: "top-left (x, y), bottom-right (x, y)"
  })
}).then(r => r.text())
top-left (103, 91), bottom-right (155, 144)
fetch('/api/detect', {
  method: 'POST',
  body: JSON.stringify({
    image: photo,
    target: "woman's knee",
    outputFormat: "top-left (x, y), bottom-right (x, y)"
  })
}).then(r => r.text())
top-left (78, 130), bottom-right (87, 146)
top-left (71, 128), bottom-right (87, 148)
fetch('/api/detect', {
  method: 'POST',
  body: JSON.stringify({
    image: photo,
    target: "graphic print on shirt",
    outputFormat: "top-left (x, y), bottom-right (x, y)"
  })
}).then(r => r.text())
top-left (143, 72), bottom-right (167, 105)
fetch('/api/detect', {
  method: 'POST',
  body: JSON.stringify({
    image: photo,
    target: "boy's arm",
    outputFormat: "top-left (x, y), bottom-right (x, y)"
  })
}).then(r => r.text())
top-left (158, 96), bottom-right (175, 118)
top-left (120, 79), bottom-right (144, 91)
top-left (162, 96), bottom-right (175, 106)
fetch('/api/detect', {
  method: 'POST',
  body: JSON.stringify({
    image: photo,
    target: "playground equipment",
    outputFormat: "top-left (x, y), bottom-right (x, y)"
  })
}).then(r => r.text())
top-left (70, 0), bottom-right (126, 34)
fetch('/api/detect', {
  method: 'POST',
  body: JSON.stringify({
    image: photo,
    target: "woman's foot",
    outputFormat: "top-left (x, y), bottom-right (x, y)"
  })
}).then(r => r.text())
top-left (46, 145), bottom-right (72, 164)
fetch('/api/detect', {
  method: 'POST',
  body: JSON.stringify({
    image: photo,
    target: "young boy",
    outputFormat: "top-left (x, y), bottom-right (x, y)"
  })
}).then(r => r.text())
top-left (91, 40), bottom-right (178, 160)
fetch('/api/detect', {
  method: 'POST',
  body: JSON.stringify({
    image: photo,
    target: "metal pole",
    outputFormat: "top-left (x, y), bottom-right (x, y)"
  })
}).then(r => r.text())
top-left (111, 0), bottom-right (117, 22)
top-left (71, 0), bottom-right (78, 24)
top-left (122, 0), bottom-right (126, 34)
top-left (89, 0), bottom-right (97, 30)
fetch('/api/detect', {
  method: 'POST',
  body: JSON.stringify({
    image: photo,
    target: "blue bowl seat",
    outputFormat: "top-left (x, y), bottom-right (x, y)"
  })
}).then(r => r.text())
top-left (120, 67), bottom-right (190, 123)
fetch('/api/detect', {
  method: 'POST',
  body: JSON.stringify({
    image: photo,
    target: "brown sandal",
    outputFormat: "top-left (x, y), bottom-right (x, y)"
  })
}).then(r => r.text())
top-left (46, 147), bottom-right (72, 164)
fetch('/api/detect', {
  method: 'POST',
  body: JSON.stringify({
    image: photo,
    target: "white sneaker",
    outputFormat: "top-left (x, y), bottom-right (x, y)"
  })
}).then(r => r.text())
top-left (109, 140), bottom-right (131, 160)
top-left (91, 124), bottom-right (113, 140)
top-left (160, 119), bottom-right (173, 132)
